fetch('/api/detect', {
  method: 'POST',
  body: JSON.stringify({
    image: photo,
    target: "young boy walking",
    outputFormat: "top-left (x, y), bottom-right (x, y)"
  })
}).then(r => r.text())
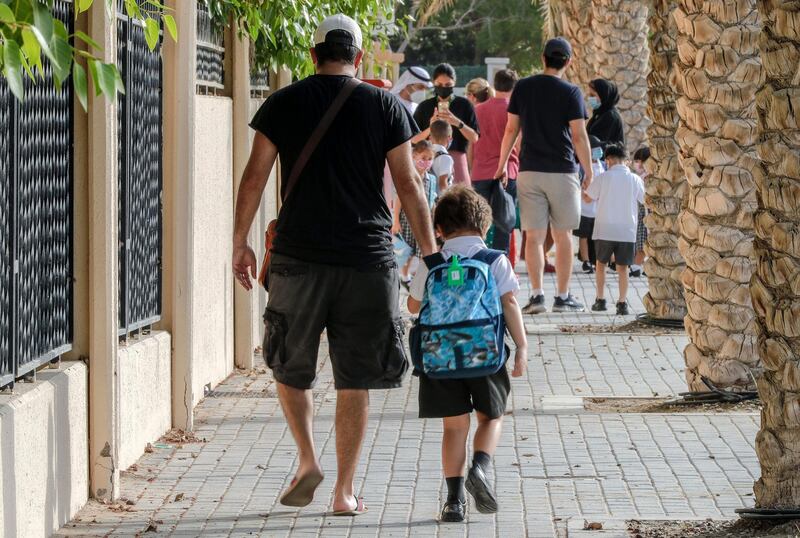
top-left (408, 186), bottom-right (528, 522)
top-left (583, 143), bottom-right (645, 315)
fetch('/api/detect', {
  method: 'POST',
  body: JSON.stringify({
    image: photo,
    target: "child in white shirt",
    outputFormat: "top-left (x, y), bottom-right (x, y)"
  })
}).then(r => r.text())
top-left (583, 143), bottom-right (645, 315)
top-left (574, 135), bottom-right (605, 274)
top-left (430, 120), bottom-right (455, 192)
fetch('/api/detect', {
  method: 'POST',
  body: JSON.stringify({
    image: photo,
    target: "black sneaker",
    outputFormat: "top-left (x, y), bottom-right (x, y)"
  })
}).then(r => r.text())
top-left (553, 294), bottom-right (585, 312)
top-left (616, 301), bottom-right (630, 315)
top-left (440, 499), bottom-right (466, 522)
top-left (629, 269), bottom-right (642, 278)
top-left (591, 298), bottom-right (607, 312)
top-left (466, 465), bottom-right (498, 514)
top-left (522, 294), bottom-right (547, 315)
top-left (582, 261), bottom-right (593, 273)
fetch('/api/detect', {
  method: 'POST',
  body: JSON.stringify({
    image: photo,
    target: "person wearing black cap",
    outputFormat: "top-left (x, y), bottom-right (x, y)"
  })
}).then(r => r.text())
top-left (495, 37), bottom-right (594, 314)
top-left (586, 78), bottom-right (625, 148)
top-left (233, 14), bottom-right (437, 517)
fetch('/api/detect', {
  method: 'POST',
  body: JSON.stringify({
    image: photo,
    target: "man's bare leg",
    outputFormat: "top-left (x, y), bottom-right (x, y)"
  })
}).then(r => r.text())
top-left (332, 389), bottom-right (369, 512)
top-left (552, 229), bottom-right (575, 296)
top-left (524, 229), bottom-right (548, 292)
top-left (277, 382), bottom-right (323, 479)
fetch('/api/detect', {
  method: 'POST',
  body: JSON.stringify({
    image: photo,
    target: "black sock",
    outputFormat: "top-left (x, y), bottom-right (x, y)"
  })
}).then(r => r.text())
top-left (445, 476), bottom-right (465, 503)
top-left (473, 451), bottom-right (492, 471)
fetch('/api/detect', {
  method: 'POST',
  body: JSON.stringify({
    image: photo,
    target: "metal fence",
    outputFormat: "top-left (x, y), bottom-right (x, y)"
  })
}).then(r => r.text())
top-left (0, 0), bottom-right (74, 389)
top-left (117, 2), bottom-right (163, 336)
top-left (196, 2), bottom-right (225, 91)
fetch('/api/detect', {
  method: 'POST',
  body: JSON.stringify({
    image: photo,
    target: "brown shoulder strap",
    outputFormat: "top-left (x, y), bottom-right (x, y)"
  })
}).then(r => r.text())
top-left (281, 76), bottom-right (361, 203)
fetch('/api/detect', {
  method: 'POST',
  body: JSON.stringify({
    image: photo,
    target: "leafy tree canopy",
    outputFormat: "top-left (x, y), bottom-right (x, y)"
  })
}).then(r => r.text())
top-left (393, 0), bottom-right (545, 75)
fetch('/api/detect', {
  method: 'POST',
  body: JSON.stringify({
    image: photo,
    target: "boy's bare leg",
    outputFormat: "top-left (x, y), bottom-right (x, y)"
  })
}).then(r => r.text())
top-left (473, 412), bottom-right (503, 455)
top-left (443, 414), bottom-right (470, 477)
top-left (617, 264), bottom-right (629, 303)
top-left (332, 389), bottom-right (369, 512)
top-left (595, 262), bottom-right (607, 300)
top-left (634, 251), bottom-right (645, 266)
top-left (277, 382), bottom-right (323, 478)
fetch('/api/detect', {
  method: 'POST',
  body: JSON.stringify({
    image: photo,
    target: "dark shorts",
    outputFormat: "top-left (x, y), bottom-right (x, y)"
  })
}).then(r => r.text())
top-left (263, 253), bottom-right (408, 390)
top-left (595, 240), bottom-right (635, 266)
top-left (417, 367), bottom-right (510, 419)
top-left (573, 216), bottom-right (595, 239)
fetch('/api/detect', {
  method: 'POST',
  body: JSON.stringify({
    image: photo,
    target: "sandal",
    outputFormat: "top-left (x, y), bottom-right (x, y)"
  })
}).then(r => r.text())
top-left (279, 470), bottom-right (324, 507)
top-left (332, 496), bottom-right (368, 516)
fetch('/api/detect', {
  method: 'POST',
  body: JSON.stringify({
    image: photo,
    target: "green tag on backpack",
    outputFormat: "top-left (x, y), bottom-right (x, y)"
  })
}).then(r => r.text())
top-left (447, 255), bottom-right (465, 287)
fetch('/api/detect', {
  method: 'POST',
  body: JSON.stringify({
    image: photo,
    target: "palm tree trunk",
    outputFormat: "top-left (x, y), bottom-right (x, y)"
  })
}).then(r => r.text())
top-left (591, 0), bottom-right (651, 152)
top-left (642, 0), bottom-right (686, 321)
top-left (751, 0), bottom-right (800, 508)
top-left (673, 0), bottom-right (763, 391)
top-left (558, 0), bottom-right (595, 90)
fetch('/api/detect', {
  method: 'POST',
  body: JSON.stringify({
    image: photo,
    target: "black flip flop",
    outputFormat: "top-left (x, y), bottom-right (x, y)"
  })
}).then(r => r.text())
top-left (279, 470), bottom-right (324, 507)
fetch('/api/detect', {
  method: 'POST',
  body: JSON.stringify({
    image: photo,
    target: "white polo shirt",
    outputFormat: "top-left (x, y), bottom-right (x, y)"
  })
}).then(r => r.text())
top-left (586, 164), bottom-right (645, 243)
top-left (409, 236), bottom-right (519, 302)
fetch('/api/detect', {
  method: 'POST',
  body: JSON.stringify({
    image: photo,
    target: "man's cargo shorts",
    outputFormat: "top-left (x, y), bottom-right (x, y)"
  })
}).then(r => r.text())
top-left (262, 253), bottom-right (408, 390)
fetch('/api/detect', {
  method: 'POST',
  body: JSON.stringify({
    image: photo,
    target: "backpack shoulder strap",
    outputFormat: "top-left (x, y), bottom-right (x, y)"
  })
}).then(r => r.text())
top-left (470, 249), bottom-right (504, 266)
top-left (282, 77), bottom-right (361, 203)
top-left (435, 149), bottom-right (448, 158)
top-left (422, 253), bottom-right (447, 270)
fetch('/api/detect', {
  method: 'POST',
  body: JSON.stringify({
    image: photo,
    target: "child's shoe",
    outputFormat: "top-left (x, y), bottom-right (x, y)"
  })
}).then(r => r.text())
top-left (466, 465), bottom-right (498, 514)
top-left (440, 499), bottom-right (466, 522)
top-left (582, 261), bottom-right (594, 274)
top-left (591, 298), bottom-right (607, 312)
top-left (616, 301), bottom-right (630, 315)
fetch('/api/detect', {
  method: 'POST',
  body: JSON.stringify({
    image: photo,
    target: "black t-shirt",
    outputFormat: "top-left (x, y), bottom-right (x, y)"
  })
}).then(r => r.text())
top-left (250, 75), bottom-right (417, 266)
top-left (414, 95), bottom-right (479, 154)
top-left (508, 74), bottom-right (587, 173)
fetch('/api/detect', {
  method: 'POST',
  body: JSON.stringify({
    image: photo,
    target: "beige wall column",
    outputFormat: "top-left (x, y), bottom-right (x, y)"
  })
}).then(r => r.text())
top-left (232, 36), bottom-right (258, 371)
top-left (162, 0), bottom-right (197, 430)
top-left (87, 2), bottom-right (120, 501)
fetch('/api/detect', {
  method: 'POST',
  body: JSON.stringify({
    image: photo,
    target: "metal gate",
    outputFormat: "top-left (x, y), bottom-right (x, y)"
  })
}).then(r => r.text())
top-left (0, 0), bottom-right (74, 389)
top-left (117, 0), bottom-right (163, 336)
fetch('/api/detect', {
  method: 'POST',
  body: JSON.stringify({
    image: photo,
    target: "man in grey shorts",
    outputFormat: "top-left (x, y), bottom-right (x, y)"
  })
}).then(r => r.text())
top-left (231, 14), bottom-right (436, 515)
top-left (495, 37), bottom-right (594, 313)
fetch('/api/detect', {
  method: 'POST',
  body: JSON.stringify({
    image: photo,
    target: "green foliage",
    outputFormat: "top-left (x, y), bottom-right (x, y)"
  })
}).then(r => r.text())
top-left (203, 0), bottom-right (396, 78)
top-left (0, 0), bottom-right (176, 106)
top-left (393, 0), bottom-right (546, 75)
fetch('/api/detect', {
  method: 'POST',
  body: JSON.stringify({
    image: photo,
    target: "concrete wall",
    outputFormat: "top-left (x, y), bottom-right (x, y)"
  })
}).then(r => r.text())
top-left (0, 362), bottom-right (88, 538)
top-left (192, 95), bottom-right (235, 406)
top-left (118, 332), bottom-right (172, 470)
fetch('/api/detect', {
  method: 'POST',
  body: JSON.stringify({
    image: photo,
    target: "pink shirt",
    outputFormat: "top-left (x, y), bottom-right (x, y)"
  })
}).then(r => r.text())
top-left (472, 97), bottom-right (520, 181)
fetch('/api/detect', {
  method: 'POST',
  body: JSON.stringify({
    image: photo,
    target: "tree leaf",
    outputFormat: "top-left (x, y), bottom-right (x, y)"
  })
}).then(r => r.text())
top-left (32, 0), bottom-right (54, 44)
top-left (49, 35), bottom-right (73, 84)
top-left (21, 28), bottom-right (42, 76)
top-left (144, 18), bottom-right (159, 50)
top-left (3, 40), bottom-right (25, 101)
top-left (0, 3), bottom-right (15, 23)
top-left (74, 30), bottom-right (102, 51)
top-left (87, 57), bottom-right (101, 96)
top-left (78, 0), bottom-right (94, 14)
top-left (162, 14), bottom-right (177, 42)
top-left (73, 62), bottom-right (88, 110)
top-left (95, 61), bottom-right (119, 99)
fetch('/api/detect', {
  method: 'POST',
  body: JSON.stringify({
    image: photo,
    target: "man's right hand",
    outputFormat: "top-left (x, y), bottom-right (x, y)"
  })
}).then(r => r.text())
top-left (232, 243), bottom-right (257, 291)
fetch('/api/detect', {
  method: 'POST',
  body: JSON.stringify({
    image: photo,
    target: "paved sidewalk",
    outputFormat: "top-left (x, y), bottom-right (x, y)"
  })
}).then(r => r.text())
top-left (57, 271), bottom-right (760, 537)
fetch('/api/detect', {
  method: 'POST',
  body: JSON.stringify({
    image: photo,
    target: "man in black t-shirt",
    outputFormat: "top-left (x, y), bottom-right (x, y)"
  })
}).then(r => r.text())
top-left (413, 63), bottom-right (480, 185)
top-left (232, 14), bottom-right (436, 516)
top-left (496, 37), bottom-right (594, 315)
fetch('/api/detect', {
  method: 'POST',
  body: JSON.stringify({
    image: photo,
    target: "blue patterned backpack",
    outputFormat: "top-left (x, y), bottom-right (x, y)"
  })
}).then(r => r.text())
top-left (409, 250), bottom-right (507, 379)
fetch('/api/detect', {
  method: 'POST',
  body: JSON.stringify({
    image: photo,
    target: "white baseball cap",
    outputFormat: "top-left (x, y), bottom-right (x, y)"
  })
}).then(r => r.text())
top-left (314, 14), bottom-right (363, 50)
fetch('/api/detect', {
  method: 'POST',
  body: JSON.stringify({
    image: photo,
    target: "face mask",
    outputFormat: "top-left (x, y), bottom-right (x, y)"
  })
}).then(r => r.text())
top-left (588, 95), bottom-right (601, 110)
top-left (411, 89), bottom-right (426, 102)
top-left (591, 147), bottom-right (603, 161)
top-left (415, 158), bottom-right (433, 171)
top-left (434, 85), bottom-right (454, 99)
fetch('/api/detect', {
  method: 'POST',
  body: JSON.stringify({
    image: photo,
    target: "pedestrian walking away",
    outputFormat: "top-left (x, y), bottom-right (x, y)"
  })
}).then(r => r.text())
top-left (583, 143), bottom-right (645, 316)
top-left (495, 37), bottom-right (594, 314)
top-left (472, 69), bottom-right (520, 255)
top-left (631, 146), bottom-right (651, 277)
top-left (413, 63), bottom-right (480, 185)
top-left (231, 13), bottom-right (436, 517)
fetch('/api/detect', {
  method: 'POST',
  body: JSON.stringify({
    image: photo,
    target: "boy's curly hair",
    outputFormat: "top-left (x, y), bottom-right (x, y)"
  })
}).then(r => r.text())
top-left (434, 185), bottom-right (493, 237)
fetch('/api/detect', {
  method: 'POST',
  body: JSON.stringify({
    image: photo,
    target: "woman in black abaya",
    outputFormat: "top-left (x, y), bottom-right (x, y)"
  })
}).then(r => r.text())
top-left (586, 78), bottom-right (625, 148)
